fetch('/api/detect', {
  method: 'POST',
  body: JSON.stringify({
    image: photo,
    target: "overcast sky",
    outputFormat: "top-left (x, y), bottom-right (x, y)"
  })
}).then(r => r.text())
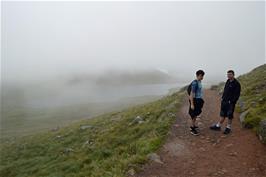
top-left (1, 1), bottom-right (265, 82)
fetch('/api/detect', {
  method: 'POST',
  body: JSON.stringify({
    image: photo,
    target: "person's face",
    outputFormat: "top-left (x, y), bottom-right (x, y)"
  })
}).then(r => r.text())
top-left (227, 72), bottom-right (234, 80)
top-left (197, 74), bottom-right (204, 81)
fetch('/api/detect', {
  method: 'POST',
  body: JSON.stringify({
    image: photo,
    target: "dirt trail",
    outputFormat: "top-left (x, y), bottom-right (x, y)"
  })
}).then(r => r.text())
top-left (135, 90), bottom-right (266, 177)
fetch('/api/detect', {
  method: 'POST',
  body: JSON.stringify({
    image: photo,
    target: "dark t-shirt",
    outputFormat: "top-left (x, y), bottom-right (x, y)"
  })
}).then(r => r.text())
top-left (222, 79), bottom-right (241, 104)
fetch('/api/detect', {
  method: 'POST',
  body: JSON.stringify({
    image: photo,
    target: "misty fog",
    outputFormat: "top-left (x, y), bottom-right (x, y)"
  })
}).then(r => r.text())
top-left (1, 1), bottom-right (265, 138)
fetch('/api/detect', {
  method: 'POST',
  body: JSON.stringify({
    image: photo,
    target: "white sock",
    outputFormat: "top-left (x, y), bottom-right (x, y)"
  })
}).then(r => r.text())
top-left (226, 124), bottom-right (231, 129)
top-left (216, 122), bottom-right (221, 127)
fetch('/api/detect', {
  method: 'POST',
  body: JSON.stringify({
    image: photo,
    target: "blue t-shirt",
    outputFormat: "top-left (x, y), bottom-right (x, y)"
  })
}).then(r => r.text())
top-left (191, 80), bottom-right (203, 98)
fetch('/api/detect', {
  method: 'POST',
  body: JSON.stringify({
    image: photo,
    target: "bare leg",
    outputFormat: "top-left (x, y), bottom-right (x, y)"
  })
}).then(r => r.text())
top-left (217, 117), bottom-right (226, 127)
top-left (219, 117), bottom-right (226, 124)
top-left (226, 118), bottom-right (233, 128)
top-left (191, 118), bottom-right (196, 127)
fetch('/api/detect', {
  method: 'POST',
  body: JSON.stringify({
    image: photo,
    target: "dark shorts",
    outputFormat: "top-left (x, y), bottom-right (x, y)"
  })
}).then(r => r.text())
top-left (220, 100), bottom-right (235, 119)
top-left (189, 98), bottom-right (204, 119)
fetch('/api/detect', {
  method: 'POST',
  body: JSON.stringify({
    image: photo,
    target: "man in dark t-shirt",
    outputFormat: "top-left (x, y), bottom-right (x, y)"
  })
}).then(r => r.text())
top-left (210, 70), bottom-right (241, 134)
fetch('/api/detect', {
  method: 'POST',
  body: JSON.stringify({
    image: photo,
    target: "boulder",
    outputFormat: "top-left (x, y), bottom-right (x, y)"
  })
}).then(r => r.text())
top-left (130, 116), bottom-right (144, 125)
top-left (147, 153), bottom-right (163, 164)
top-left (63, 148), bottom-right (74, 154)
top-left (258, 97), bottom-right (265, 104)
top-left (250, 101), bottom-right (257, 108)
top-left (228, 152), bottom-right (238, 157)
top-left (238, 99), bottom-right (245, 112)
top-left (83, 140), bottom-right (94, 147)
top-left (55, 135), bottom-right (63, 140)
top-left (167, 112), bottom-right (175, 118)
top-left (258, 119), bottom-right (266, 144)
top-left (127, 168), bottom-right (136, 176)
top-left (51, 126), bottom-right (60, 132)
top-left (239, 110), bottom-right (249, 128)
top-left (80, 125), bottom-right (93, 130)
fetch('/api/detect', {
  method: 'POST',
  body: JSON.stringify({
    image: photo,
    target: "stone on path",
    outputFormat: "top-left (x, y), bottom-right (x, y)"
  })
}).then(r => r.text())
top-left (147, 153), bottom-right (164, 164)
top-left (258, 119), bottom-right (266, 144)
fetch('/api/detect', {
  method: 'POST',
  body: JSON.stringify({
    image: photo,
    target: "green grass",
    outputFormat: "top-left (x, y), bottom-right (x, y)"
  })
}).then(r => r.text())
top-left (1, 95), bottom-right (162, 139)
top-left (237, 64), bottom-right (266, 130)
top-left (0, 91), bottom-right (184, 177)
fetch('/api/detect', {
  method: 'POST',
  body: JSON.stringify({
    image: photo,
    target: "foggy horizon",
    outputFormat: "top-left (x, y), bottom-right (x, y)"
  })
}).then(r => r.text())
top-left (2, 1), bottom-right (265, 84)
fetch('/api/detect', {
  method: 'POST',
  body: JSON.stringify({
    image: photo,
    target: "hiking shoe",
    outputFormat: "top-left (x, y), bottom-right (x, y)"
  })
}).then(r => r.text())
top-left (210, 124), bottom-right (221, 131)
top-left (190, 126), bottom-right (199, 130)
top-left (190, 127), bottom-right (200, 136)
top-left (223, 127), bottom-right (231, 135)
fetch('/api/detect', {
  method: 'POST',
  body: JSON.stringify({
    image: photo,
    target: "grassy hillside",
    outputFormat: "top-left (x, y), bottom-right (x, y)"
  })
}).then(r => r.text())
top-left (0, 91), bottom-right (184, 177)
top-left (1, 94), bottom-right (162, 139)
top-left (237, 64), bottom-right (266, 129)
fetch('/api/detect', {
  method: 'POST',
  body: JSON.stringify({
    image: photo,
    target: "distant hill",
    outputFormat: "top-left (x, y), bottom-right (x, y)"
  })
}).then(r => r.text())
top-left (67, 69), bottom-right (180, 86)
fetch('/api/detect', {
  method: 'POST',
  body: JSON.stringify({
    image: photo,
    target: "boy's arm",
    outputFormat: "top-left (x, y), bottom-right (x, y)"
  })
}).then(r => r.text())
top-left (190, 91), bottom-right (194, 109)
top-left (190, 81), bottom-right (196, 109)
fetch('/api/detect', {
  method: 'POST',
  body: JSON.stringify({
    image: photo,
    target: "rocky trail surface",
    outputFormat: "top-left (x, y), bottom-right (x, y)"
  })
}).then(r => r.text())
top-left (135, 90), bottom-right (266, 177)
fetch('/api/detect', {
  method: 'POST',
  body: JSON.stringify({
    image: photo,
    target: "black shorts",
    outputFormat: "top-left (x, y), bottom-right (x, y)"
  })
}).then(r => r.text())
top-left (189, 98), bottom-right (204, 119)
top-left (220, 100), bottom-right (235, 119)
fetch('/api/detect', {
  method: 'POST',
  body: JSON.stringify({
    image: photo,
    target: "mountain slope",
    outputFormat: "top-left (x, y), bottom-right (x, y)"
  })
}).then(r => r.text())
top-left (67, 69), bottom-right (179, 86)
top-left (0, 91), bottom-right (184, 177)
top-left (237, 64), bottom-right (266, 128)
top-left (1, 64), bottom-right (265, 177)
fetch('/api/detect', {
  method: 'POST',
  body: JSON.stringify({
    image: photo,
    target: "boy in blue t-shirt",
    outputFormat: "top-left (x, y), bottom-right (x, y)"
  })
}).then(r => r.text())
top-left (189, 70), bottom-right (205, 135)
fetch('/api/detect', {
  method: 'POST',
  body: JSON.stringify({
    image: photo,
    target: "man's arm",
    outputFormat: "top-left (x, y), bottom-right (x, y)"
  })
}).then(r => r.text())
top-left (221, 80), bottom-right (228, 100)
top-left (232, 82), bottom-right (241, 104)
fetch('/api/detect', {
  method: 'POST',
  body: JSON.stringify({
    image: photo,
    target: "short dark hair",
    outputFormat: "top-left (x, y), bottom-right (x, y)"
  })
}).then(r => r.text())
top-left (196, 70), bottom-right (205, 76)
top-left (227, 70), bottom-right (235, 75)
